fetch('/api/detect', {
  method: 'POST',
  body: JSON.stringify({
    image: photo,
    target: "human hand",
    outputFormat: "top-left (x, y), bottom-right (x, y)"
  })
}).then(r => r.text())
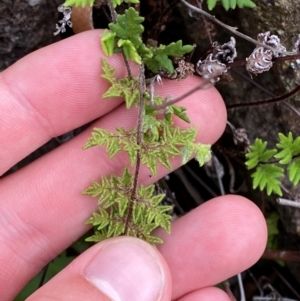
top-left (0, 30), bottom-right (267, 301)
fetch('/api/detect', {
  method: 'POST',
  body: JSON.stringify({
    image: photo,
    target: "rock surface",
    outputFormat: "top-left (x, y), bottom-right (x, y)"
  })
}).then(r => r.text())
top-left (0, 0), bottom-right (62, 70)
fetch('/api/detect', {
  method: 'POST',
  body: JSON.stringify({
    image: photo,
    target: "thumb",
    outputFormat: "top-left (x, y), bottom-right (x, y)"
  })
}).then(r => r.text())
top-left (27, 237), bottom-right (172, 301)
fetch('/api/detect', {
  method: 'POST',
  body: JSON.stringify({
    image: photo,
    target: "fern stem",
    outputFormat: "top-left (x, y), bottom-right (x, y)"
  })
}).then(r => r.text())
top-left (107, 0), bottom-right (133, 79)
top-left (124, 64), bottom-right (146, 235)
top-left (180, 0), bottom-right (296, 56)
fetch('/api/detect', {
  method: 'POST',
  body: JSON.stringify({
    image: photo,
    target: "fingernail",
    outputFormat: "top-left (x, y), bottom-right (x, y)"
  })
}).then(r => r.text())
top-left (85, 238), bottom-right (165, 301)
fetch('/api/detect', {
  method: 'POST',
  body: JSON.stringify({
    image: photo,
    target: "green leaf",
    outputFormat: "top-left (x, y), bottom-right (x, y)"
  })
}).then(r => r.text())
top-left (145, 235), bottom-right (163, 245)
top-left (237, 0), bottom-right (256, 8)
top-left (246, 139), bottom-right (277, 169)
top-left (85, 231), bottom-right (108, 242)
top-left (85, 210), bottom-right (110, 230)
top-left (221, 0), bottom-right (230, 10)
top-left (194, 144), bottom-right (212, 166)
top-left (109, 7), bottom-right (144, 48)
top-left (111, 0), bottom-right (122, 7)
top-left (104, 79), bottom-right (140, 109)
top-left (101, 59), bottom-right (140, 109)
top-left (287, 158), bottom-right (300, 185)
top-left (251, 164), bottom-right (284, 196)
top-left (206, 0), bottom-right (255, 10)
top-left (63, 0), bottom-right (94, 7)
top-left (101, 58), bottom-right (115, 84)
top-left (83, 127), bottom-right (123, 158)
top-left (101, 31), bottom-right (116, 56)
top-left (118, 39), bottom-right (142, 64)
top-left (143, 115), bottom-right (161, 141)
top-left (207, 0), bottom-right (218, 10)
top-left (182, 144), bottom-right (194, 165)
top-left (274, 132), bottom-right (300, 165)
top-left (163, 40), bottom-right (195, 57)
top-left (144, 53), bottom-right (174, 73)
top-left (111, 0), bottom-right (139, 7)
top-left (124, 0), bottom-right (140, 3)
top-left (141, 123), bottom-right (199, 174)
top-left (229, 0), bottom-right (236, 9)
top-left (166, 105), bottom-right (191, 123)
top-left (144, 41), bottom-right (194, 73)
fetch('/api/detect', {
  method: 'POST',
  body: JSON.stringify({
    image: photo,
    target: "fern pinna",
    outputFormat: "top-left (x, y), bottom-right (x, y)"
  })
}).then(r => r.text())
top-left (246, 132), bottom-right (300, 196)
top-left (207, 0), bottom-right (256, 10)
top-left (62, 0), bottom-right (212, 244)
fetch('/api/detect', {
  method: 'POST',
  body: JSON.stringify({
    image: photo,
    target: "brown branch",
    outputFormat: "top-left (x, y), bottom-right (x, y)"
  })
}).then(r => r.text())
top-left (230, 68), bottom-right (300, 118)
top-left (226, 84), bottom-right (300, 110)
top-left (263, 249), bottom-right (300, 262)
top-left (151, 77), bottom-right (212, 111)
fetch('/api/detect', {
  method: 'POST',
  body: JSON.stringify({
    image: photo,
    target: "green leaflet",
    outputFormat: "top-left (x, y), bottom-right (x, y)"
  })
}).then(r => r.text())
top-left (207, 0), bottom-right (218, 10)
top-left (84, 169), bottom-right (172, 244)
top-left (118, 39), bottom-right (142, 64)
top-left (287, 158), bottom-right (300, 186)
top-left (144, 41), bottom-right (195, 73)
top-left (111, 0), bottom-right (139, 8)
top-left (246, 139), bottom-right (277, 169)
top-left (109, 8), bottom-right (144, 49)
top-left (206, 0), bottom-right (256, 10)
top-left (63, 0), bottom-right (139, 8)
top-left (63, 0), bottom-right (94, 7)
top-left (274, 132), bottom-right (300, 165)
top-left (247, 133), bottom-right (300, 195)
top-left (252, 164), bottom-right (283, 196)
top-left (101, 31), bottom-right (116, 56)
top-left (101, 59), bottom-right (140, 109)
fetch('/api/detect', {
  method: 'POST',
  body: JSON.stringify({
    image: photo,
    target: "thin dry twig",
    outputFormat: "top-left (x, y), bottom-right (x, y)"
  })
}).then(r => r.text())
top-left (180, 0), bottom-right (296, 56)
top-left (226, 84), bottom-right (300, 110)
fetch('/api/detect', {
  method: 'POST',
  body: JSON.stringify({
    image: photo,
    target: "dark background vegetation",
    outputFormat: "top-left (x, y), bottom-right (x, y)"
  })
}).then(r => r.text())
top-left (1, 0), bottom-right (300, 299)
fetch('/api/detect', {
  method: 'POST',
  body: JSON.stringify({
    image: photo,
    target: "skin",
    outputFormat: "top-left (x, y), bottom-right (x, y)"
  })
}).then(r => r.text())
top-left (0, 30), bottom-right (267, 301)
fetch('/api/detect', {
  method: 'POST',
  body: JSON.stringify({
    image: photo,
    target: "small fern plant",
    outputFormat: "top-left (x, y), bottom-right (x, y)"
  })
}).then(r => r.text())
top-left (246, 132), bottom-right (300, 196)
top-left (207, 0), bottom-right (256, 11)
top-left (63, 0), bottom-right (212, 244)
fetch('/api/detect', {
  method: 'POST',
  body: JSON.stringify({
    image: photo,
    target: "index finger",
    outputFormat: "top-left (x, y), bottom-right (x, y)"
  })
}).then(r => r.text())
top-left (0, 30), bottom-right (136, 175)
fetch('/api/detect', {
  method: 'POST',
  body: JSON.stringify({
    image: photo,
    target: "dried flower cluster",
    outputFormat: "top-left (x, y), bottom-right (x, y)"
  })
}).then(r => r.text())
top-left (196, 37), bottom-right (236, 83)
top-left (246, 31), bottom-right (286, 75)
top-left (54, 5), bottom-right (73, 36)
top-left (159, 59), bottom-right (195, 81)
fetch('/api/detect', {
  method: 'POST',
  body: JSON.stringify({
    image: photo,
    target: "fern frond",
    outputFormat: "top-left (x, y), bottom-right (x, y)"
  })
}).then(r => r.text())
top-left (144, 41), bottom-right (194, 73)
top-left (251, 164), bottom-right (283, 196)
top-left (101, 59), bottom-right (140, 108)
top-left (274, 132), bottom-right (300, 165)
top-left (207, 0), bottom-right (256, 10)
top-left (108, 7), bottom-right (144, 55)
top-left (287, 158), bottom-right (300, 186)
top-left (246, 138), bottom-right (277, 169)
top-left (84, 170), bottom-right (171, 245)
